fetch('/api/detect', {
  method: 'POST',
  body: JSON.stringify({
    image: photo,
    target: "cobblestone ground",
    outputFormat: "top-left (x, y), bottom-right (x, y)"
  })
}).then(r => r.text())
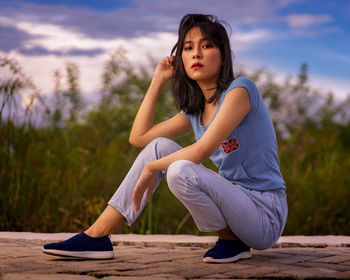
top-left (1, 238), bottom-right (350, 279)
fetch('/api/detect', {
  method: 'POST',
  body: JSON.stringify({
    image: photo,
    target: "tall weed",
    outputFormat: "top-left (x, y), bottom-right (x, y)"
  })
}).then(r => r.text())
top-left (1, 55), bottom-right (349, 235)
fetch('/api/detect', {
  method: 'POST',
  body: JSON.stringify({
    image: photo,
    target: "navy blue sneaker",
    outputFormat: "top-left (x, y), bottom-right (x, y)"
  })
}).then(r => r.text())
top-left (203, 239), bottom-right (251, 263)
top-left (42, 232), bottom-right (114, 259)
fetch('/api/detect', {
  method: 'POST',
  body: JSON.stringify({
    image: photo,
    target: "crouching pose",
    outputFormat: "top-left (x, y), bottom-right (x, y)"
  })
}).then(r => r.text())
top-left (43, 13), bottom-right (287, 263)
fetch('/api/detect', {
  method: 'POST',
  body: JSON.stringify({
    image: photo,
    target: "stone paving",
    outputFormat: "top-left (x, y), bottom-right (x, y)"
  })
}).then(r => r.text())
top-left (1, 233), bottom-right (350, 279)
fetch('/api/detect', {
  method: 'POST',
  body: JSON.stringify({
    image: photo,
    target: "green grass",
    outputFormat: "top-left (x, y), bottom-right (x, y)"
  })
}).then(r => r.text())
top-left (1, 56), bottom-right (349, 235)
top-left (1, 114), bottom-right (349, 235)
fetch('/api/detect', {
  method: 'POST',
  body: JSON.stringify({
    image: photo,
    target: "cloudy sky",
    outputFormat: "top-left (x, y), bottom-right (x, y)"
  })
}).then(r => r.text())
top-left (1, 0), bottom-right (349, 102)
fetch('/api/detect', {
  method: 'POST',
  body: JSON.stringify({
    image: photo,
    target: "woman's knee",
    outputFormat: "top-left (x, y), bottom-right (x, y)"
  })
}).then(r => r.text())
top-left (144, 137), bottom-right (181, 156)
top-left (167, 160), bottom-right (194, 194)
top-left (145, 137), bottom-right (171, 149)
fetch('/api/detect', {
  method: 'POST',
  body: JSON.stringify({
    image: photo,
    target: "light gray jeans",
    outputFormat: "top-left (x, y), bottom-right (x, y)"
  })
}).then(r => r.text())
top-left (108, 137), bottom-right (288, 250)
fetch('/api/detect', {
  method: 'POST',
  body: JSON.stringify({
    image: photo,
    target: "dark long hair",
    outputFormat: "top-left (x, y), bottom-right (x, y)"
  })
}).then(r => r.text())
top-left (171, 14), bottom-right (234, 115)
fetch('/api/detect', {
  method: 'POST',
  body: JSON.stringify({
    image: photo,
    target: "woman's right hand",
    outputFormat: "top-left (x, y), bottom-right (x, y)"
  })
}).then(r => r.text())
top-left (153, 56), bottom-right (175, 84)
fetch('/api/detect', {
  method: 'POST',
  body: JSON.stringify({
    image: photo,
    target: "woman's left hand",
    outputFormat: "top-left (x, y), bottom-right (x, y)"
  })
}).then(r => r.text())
top-left (132, 164), bottom-right (157, 212)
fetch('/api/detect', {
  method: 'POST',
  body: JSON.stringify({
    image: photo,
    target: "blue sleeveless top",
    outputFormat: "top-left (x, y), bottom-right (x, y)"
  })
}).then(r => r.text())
top-left (182, 77), bottom-right (286, 191)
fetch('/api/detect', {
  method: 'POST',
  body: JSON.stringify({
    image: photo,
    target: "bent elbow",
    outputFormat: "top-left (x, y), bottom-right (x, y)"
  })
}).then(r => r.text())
top-left (197, 151), bottom-right (210, 164)
top-left (192, 141), bottom-right (215, 164)
top-left (129, 136), bottom-right (142, 148)
top-left (191, 144), bottom-right (211, 164)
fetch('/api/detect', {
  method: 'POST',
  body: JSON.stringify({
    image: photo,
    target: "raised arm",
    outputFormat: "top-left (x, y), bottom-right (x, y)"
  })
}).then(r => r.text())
top-left (129, 56), bottom-right (191, 147)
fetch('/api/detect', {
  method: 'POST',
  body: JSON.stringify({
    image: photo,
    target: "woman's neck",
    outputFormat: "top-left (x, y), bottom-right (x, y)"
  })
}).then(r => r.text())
top-left (197, 80), bottom-right (217, 102)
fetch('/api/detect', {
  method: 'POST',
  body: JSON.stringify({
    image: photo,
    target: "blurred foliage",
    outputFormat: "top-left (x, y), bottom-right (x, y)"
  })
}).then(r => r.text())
top-left (0, 52), bottom-right (349, 235)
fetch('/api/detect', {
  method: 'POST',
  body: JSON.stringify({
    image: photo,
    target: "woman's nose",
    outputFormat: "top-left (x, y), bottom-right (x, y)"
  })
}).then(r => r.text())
top-left (192, 46), bottom-right (202, 58)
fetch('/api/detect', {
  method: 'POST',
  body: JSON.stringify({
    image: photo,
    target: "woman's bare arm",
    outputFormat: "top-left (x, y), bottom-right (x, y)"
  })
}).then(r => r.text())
top-left (147, 86), bottom-right (251, 171)
top-left (132, 86), bottom-right (252, 211)
top-left (129, 56), bottom-right (191, 147)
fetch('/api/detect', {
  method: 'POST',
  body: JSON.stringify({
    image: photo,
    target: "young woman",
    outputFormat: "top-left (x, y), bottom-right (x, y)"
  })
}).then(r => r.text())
top-left (42, 14), bottom-right (287, 263)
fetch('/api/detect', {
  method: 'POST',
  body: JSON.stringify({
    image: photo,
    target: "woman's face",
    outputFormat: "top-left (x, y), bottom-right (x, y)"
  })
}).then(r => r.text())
top-left (181, 26), bottom-right (222, 86)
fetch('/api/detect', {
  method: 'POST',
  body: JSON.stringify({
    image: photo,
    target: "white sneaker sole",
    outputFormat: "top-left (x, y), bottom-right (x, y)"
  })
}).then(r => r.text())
top-left (203, 251), bottom-right (252, 263)
top-left (42, 247), bottom-right (114, 259)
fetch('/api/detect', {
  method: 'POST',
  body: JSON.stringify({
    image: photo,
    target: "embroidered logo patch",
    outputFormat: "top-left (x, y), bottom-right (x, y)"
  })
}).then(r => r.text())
top-left (221, 137), bottom-right (240, 154)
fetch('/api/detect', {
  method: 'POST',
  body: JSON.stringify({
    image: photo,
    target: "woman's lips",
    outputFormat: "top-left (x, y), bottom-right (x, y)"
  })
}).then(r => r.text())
top-left (191, 62), bottom-right (203, 69)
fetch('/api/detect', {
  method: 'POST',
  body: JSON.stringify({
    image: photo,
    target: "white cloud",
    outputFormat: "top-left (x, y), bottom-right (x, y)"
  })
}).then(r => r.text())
top-left (1, 0), bottom-right (306, 40)
top-left (2, 30), bottom-right (177, 98)
top-left (1, 4), bottom-right (347, 105)
top-left (2, 16), bottom-right (273, 98)
top-left (230, 29), bottom-right (273, 51)
top-left (17, 21), bottom-right (90, 51)
top-left (6, 18), bottom-right (108, 52)
top-left (3, 15), bottom-right (178, 55)
top-left (0, 13), bottom-right (180, 99)
top-left (0, 15), bottom-right (13, 25)
top-left (236, 56), bottom-right (350, 101)
top-left (309, 75), bottom-right (350, 100)
top-left (283, 14), bottom-right (333, 28)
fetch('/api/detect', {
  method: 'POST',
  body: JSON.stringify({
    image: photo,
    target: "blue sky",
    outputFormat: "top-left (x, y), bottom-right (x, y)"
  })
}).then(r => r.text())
top-left (1, 0), bottom-right (349, 101)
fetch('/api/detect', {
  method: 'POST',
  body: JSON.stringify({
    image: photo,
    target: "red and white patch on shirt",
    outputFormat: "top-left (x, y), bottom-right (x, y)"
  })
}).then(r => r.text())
top-left (221, 137), bottom-right (240, 154)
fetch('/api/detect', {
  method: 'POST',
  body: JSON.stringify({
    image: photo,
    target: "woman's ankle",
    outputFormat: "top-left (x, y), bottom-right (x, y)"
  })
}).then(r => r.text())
top-left (84, 205), bottom-right (124, 238)
top-left (216, 226), bottom-right (238, 240)
top-left (84, 227), bottom-right (109, 238)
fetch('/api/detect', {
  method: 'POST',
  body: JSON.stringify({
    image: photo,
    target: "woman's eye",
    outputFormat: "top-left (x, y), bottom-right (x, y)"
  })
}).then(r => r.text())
top-left (203, 43), bottom-right (212, 49)
top-left (184, 46), bottom-right (192, 51)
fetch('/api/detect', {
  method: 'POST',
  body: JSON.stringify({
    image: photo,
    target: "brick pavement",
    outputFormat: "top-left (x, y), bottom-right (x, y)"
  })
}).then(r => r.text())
top-left (0, 233), bottom-right (350, 279)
